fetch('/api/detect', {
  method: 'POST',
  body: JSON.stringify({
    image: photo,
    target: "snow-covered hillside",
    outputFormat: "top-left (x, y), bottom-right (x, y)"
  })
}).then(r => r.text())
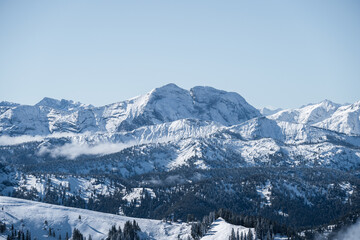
top-left (201, 218), bottom-right (254, 240)
top-left (1, 197), bottom-right (283, 240)
top-left (0, 196), bottom-right (191, 240)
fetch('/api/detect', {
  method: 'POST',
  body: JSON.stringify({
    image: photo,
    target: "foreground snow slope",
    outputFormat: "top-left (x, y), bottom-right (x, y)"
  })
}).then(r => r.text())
top-left (0, 196), bottom-right (191, 240)
top-left (201, 218), bottom-right (254, 240)
top-left (200, 218), bottom-right (288, 240)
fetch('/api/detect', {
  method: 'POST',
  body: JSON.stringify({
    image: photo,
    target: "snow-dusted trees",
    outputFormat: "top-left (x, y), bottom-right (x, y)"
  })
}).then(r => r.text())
top-left (106, 220), bottom-right (141, 240)
top-left (0, 221), bottom-right (6, 233)
top-left (247, 229), bottom-right (254, 240)
top-left (72, 228), bottom-right (84, 240)
top-left (229, 228), bottom-right (236, 240)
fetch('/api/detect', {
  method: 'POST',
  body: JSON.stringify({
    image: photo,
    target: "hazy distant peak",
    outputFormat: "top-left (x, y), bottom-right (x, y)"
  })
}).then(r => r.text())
top-left (156, 83), bottom-right (182, 90)
top-left (0, 101), bottom-right (20, 107)
top-left (149, 83), bottom-right (189, 98)
top-left (259, 107), bottom-right (282, 116)
top-left (36, 97), bottom-right (91, 110)
top-left (36, 97), bottom-right (65, 107)
top-left (318, 99), bottom-right (341, 108)
top-left (299, 99), bottom-right (340, 109)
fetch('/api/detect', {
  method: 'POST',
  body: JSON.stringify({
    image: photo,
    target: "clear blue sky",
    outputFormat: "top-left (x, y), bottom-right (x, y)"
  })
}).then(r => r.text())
top-left (0, 1), bottom-right (359, 109)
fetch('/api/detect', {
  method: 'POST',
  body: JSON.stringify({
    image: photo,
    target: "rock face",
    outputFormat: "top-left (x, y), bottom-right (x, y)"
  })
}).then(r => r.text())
top-left (0, 84), bottom-right (261, 136)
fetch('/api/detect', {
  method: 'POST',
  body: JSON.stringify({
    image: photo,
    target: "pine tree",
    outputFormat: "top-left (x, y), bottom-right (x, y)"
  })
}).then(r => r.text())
top-left (230, 228), bottom-right (236, 240)
top-left (247, 229), bottom-right (253, 240)
top-left (72, 228), bottom-right (83, 240)
top-left (25, 230), bottom-right (31, 240)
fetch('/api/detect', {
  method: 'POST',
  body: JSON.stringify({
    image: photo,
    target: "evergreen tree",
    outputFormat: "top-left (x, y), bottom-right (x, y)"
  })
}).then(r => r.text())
top-left (72, 228), bottom-right (83, 240)
top-left (25, 230), bottom-right (31, 240)
top-left (229, 228), bottom-right (236, 240)
top-left (247, 229), bottom-right (253, 240)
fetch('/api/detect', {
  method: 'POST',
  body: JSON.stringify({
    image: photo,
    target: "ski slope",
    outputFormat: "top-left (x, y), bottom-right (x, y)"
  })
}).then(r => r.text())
top-left (0, 196), bottom-right (191, 240)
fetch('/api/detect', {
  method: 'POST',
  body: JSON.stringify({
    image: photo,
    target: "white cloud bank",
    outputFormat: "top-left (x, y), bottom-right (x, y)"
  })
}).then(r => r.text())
top-left (37, 141), bottom-right (135, 159)
top-left (316, 219), bottom-right (360, 240)
top-left (0, 133), bottom-right (172, 159)
top-left (0, 135), bottom-right (45, 145)
top-left (0, 133), bottom-right (82, 146)
top-left (333, 220), bottom-right (360, 240)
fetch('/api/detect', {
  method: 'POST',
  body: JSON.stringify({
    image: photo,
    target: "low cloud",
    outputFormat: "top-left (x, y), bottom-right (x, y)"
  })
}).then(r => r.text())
top-left (332, 220), bottom-right (360, 240)
top-left (0, 135), bottom-right (44, 145)
top-left (0, 132), bottom-right (84, 146)
top-left (142, 175), bottom-right (187, 186)
top-left (38, 141), bottom-right (135, 159)
top-left (1, 132), bottom-right (172, 159)
top-left (316, 219), bottom-right (360, 240)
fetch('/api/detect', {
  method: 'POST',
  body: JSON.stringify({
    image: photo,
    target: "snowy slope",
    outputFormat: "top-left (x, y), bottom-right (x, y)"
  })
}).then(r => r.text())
top-left (268, 100), bottom-right (360, 135)
top-left (0, 196), bottom-right (191, 240)
top-left (314, 101), bottom-right (360, 135)
top-left (268, 100), bottom-right (341, 125)
top-left (1, 113), bottom-right (360, 176)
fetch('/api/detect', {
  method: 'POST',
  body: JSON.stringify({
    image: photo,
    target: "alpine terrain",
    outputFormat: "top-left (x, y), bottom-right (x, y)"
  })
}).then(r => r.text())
top-left (1, 84), bottom-right (360, 239)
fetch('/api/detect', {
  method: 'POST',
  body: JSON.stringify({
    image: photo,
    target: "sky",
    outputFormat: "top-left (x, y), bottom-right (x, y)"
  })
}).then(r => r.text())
top-left (0, 1), bottom-right (359, 109)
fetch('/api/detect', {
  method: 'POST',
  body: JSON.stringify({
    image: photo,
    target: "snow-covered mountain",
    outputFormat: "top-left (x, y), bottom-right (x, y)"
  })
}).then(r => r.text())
top-left (1, 85), bottom-right (360, 235)
top-left (1, 115), bottom-right (359, 177)
top-left (0, 85), bottom-right (360, 176)
top-left (268, 99), bottom-right (360, 135)
top-left (259, 107), bottom-right (282, 116)
top-left (0, 84), bottom-right (261, 136)
top-left (268, 100), bottom-right (341, 125)
top-left (314, 101), bottom-right (360, 135)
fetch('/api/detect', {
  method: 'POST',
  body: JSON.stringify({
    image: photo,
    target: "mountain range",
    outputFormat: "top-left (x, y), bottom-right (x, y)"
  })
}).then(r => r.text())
top-left (0, 83), bottom-right (359, 175)
top-left (0, 84), bottom-right (260, 136)
top-left (0, 84), bottom-right (360, 238)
